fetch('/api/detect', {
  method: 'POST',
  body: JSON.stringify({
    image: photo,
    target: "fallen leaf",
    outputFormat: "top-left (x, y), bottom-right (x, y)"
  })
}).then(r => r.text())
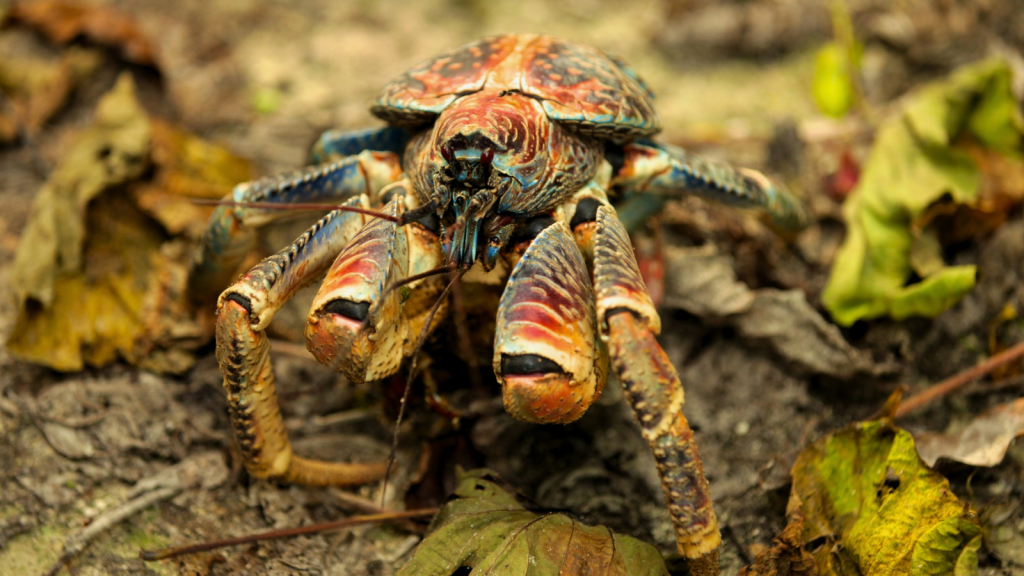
top-left (733, 289), bottom-right (876, 380)
top-left (822, 59), bottom-right (1024, 326)
top-left (5, 72), bottom-right (250, 373)
top-left (10, 72), bottom-right (150, 309)
top-left (914, 397), bottom-right (1024, 467)
top-left (133, 117), bottom-right (251, 237)
top-left (662, 245), bottom-right (876, 379)
top-left (39, 421), bottom-right (95, 459)
top-left (397, 469), bottom-right (669, 576)
top-left (0, 44), bottom-right (102, 140)
top-left (662, 245), bottom-right (755, 317)
top-left (783, 418), bottom-right (982, 575)
top-left (9, 0), bottom-right (159, 66)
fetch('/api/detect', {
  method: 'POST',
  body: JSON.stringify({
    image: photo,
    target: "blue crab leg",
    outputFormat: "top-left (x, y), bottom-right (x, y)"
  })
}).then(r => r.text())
top-left (309, 126), bottom-right (410, 164)
top-left (590, 204), bottom-right (721, 574)
top-left (188, 150), bottom-right (402, 303)
top-left (216, 196), bottom-right (391, 486)
top-left (613, 141), bottom-right (808, 233)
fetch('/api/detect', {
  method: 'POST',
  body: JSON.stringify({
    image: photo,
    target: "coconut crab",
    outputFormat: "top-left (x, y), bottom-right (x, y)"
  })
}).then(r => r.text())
top-left (188, 34), bottom-right (806, 574)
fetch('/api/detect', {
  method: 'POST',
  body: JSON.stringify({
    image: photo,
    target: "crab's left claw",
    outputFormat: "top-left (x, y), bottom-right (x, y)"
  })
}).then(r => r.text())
top-left (592, 206), bottom-right (721, 575)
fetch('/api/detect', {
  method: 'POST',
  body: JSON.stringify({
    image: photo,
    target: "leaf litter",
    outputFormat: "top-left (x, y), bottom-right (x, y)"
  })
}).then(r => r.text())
top-left (744, 410), bottom-right (981, 576)
top-left (1, 3), bottom-right (1023, 576)
top-left (6, 72), bottom-right (250, 373)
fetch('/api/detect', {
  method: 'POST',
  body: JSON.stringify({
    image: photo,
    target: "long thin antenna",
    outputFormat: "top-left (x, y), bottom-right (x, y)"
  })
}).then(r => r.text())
top-left (380, 271), bottom-right (461, 506)
top-left (191, 199), bottom-right (400, 223)
top-left (384, 264), bottom-right (457, 296)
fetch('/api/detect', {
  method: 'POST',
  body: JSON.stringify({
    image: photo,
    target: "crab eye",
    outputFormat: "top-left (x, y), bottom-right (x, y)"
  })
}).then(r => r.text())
top-left (440, 145), bottom-right (454, 164)
top-left (480, 148), bottom-right (494, 165)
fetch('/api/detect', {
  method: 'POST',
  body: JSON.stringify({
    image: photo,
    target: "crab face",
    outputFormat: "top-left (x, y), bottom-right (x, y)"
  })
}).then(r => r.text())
top-left (413, 91), bottom-right (599, 270)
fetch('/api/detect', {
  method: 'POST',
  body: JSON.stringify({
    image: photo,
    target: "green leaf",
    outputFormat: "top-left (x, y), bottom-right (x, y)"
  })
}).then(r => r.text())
top-left (823, 59), bottom-right (1023, 326)
top-left (397, 469), bottom-right (669, 576)
top-left (786, 419), bottom-right (981, 576)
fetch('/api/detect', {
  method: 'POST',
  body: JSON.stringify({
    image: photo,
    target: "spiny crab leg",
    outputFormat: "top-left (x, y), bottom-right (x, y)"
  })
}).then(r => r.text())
top-left (613, 141), bottom-right (808, 234)
top-left (216, 196), bottom-right (389, 486)
top-left (189, 150), bottom-right (402, 303)
top-left (592, 205), bottom-right (721, 574)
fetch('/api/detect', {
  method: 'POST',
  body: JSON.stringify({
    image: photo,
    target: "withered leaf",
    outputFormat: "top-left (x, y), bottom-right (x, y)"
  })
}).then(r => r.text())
top-left (823, 59), bottom-right (1024, 326)
top-left (915, 397), bottom-right (1024, 468)
top-left (397, 469), bottom-right (669, 576)
top-left (781, 418), bottom-right (981, 575)
top-left (9, 0), bottom-right (158, 66)
top-left (6, 72), bottom-right (250, 373)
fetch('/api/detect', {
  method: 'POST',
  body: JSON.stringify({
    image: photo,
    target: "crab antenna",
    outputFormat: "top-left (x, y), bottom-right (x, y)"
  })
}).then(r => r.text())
top-left (383, 264), bottom-right (457, 296)
top-left (380, 271), bottom-right (461, 506)
top-left (191, 199), bottom-right (400, 223)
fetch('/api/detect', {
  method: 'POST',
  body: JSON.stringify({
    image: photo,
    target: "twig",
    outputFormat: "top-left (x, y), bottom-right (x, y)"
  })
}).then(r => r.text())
top-left (139, 508), bottom-right (437, 561)
top-left (895, 340), bottom-right (1024, 418)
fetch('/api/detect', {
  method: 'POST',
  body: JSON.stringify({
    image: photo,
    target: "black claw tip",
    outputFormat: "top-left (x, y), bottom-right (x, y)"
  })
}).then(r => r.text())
top-left (323, 299), bottom-right (370, 322)
top-left (501, 354), bottom-right (565, 376)
top-left (225, 293), bottom-right (253, 315)
top-left (570, 198), bottom-right (602, 229)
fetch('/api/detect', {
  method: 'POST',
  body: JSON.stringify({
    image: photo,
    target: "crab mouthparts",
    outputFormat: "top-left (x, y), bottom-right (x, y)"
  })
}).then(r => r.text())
top-left (446, 189), bottom-right (498, 268)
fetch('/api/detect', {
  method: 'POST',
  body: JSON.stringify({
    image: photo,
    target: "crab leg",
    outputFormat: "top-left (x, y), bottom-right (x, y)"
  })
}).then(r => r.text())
top-left (189, 150), bottom-right (402, 302)
top-left (613, 141), bottom-right (807, 233)
top-left (216, 196), bottom-right (392, 486)
top-left (591, 205), bottom-right (721, 574)
top-left (309, 126), bottom-right (410, 164)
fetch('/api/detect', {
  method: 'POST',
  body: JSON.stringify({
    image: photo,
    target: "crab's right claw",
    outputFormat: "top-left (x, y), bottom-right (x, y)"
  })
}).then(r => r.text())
top-left (593, 206), bottom-right (721, 575)
top-left (306, 187), bottom-right (446, 383)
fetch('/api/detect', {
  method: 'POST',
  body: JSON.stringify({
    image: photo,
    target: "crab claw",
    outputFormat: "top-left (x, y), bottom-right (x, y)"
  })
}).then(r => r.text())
top-left (306, 188), bottom-right (447, 383)
top-left (493, 220), bottom-right (608, 424)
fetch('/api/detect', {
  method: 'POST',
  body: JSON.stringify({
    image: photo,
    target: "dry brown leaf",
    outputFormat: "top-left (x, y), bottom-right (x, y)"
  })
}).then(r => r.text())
top-left (740, 500), bottom-right (817, 576)
top-left (662, 245), bottom-right (877, 379)
top-left (915, 397), bottom-right (1024, 467)
top-left (6, 72), bottom-right (250, 373)
top-left (0, 46), bottom-right (102, 139)
top-left (9, 0), bottom-right (158, 66)
top-left (132, 118), bottom-right (251, 237)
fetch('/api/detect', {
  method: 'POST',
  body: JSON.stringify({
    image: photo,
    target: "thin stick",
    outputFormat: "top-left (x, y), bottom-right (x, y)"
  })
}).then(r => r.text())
top-left (895, 339), bottom-right (1024, 418)
top-left (139, 508), bottom-right (437, 561)
top-left (192, 199), bottom-right (399, 223)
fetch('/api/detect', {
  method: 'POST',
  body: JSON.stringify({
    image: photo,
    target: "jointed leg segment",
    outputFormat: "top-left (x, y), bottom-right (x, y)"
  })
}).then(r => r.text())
top-left (216, 197), bottom-right (391, 485)
top-left (189, 149), bottom-right (402, 302)
top-left (613, 141), bottom-right (808, 233)
top-left (591, 205), bottom-right (720, 572)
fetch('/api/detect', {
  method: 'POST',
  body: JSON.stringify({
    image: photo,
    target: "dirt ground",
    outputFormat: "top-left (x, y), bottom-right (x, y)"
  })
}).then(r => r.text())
top-left (1, 1), bottom-right (1024, 575)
